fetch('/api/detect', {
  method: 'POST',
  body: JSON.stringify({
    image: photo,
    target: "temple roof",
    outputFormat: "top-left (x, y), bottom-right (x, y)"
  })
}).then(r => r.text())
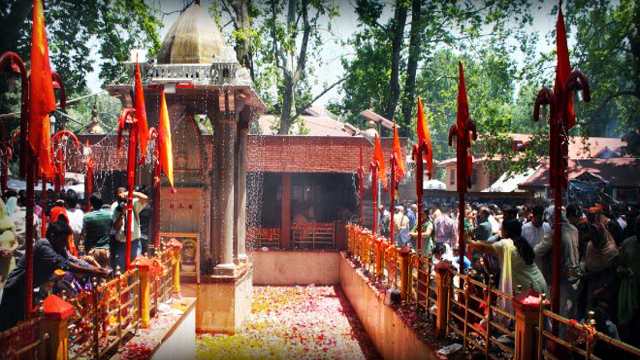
top-left (157, 2), bottom-right (227, 64)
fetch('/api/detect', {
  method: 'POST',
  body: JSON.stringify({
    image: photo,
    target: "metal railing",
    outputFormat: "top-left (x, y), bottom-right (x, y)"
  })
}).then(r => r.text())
top-left (67, 269), bottom-right (141, 360)
top-left (536, 294), bottom-right (640, 360)
top-left (291, 223), bottom-right (335, 249)
top-left (346, 223), bottom-right (640, 359)
top-left (247, 227), bottom-right (280, 249)
top-left (410, 253), bottom-right (437, 315)
top-left (0, 316), bottom-right (47, 360)
top-left (447, 274), bottom-right (516, 359)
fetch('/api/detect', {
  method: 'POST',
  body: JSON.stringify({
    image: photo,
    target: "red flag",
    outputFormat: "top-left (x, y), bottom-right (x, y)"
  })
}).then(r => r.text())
top-left (392, 124), bottom-right (405, 183)
top-left (555, 5), bottom-right (575, 129)
top-left (457, 62), bottom-right (469, 131)
top-left (158, 90), bottom-right (174, 188)
top-left (457, 62), bottom-right (474, 191)
top-left (28, 0), bottom-right (55, 178)
top-left (373, 135), bottom-right (387, 190)
top-left (134, 63), bottom-right (150, 159)
top-left (416, 97), bottom-right (433, 179)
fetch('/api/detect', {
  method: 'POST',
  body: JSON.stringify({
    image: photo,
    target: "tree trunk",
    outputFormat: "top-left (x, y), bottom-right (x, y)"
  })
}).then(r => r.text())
top-left (400, 0), bottom-right (423, 137)
top-left (279, 73), bottom-right (294, 134)
top-left (230, 0), bottom-right (255, 82)
top-left (384, 0), bottom-right (408, 126)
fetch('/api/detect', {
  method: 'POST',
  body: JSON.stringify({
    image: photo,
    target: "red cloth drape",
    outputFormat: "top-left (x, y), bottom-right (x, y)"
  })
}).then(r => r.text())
top-left (134, 63), bottom-right (149, 160)
top-left (392, 125), bottom-right (405, 183)
top-left (158, 90), bottom-right (174, 188)
top-left (28, 0), bottom-right (55, 178)
top-left (373, 135), bottom-right (387, 190)
top-left (416, 97), bottom-right (433, 179)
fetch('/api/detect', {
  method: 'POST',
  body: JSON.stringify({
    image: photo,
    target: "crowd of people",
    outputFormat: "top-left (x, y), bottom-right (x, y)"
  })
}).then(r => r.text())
top-left (377, 200), bottom-right (640, 348)
top-left (0, 187), bottom-right (152, 331)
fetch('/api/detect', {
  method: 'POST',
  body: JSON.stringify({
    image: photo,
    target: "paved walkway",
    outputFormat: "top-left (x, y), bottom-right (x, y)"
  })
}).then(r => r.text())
top-left (153, 307), bottom-right (196, 360)
top-left (196, 285), bottom-right (381, 360)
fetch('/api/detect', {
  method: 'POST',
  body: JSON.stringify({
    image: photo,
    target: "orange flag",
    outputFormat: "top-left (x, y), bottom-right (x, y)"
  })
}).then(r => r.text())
top-left (158, 90), bottom-right (174, 188)
top-left (29, 0), bottom-right (55, 178)
top-left (416, 97), bottom-right (433, 179)
top-left (134, 63), bottom-right (150, 159)
top-left (373, 135), bottom-right (387, 190)
top-left (392, 124), bottom-right (405, 183)
top-left (555, 5), bottom-right (575, 129)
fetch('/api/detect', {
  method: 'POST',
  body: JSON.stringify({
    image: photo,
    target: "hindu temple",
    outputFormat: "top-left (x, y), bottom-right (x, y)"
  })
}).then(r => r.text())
top-left (106, 1), bottom-right (264, 334)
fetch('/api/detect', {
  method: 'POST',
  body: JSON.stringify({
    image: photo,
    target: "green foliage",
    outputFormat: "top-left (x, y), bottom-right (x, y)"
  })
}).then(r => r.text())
top-left (563, 0), bottom-right (640, 136)
top-left (0, 0), bottom-right (161, 96)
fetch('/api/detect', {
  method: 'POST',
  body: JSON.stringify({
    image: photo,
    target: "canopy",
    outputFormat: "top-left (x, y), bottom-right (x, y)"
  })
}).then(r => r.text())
top-left (483, 168), bottom-right (537, 193)
top-left (423, 179), bottom-right (447, 190)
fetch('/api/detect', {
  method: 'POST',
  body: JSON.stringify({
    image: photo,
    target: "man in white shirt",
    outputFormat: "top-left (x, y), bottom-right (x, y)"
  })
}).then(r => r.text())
top-left (522, 205), bottom-right (551, 248)
top-left (523, 205), bottom-right (552, 280)
top-left (65, 190), bottom-right (84, 252)
top-left (111, 187), bottom-right (148, 270)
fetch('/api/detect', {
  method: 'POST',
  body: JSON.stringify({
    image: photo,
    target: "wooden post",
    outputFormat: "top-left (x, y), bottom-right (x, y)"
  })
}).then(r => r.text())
top-left (399, 247), bottom-right (411, 300)
top-left (375, 237), bottom-right (385, 280)
top-left (41, 295), bottom-right (74, 360)
top-left (370, 162), bottom-right (378, 235)
top-left (173, 249), bottom-right (181, 295)
top-left (135, 261), bottom-right (152, 328)
top-left (280, 173), bottom-right (291, 249)
top-left (513, 293), bottom-right (544, 360)
top-left (435, 262), bottom-right (453, 338)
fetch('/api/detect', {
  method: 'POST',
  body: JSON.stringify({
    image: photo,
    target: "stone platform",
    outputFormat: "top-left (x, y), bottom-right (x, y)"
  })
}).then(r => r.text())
top-left (195, 263), bottom-right (253, 334)
top-left (110, 297), bottom-right (196, 360)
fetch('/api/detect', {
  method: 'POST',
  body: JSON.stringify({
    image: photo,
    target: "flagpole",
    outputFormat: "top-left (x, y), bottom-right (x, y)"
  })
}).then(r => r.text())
top-left (371, 161), bottom-right (379, 235)
top-left (84, 142), bottom-right (93, 212)
top-left (125, 124), bottom-right (138, 270)
top-left (413, 144), bottom-right (423, 252)
top-left (152, 132), bottom-right (162, 251)
top-left (389, 155), bottom-right (396, 244)
top-left (358, 146), bottom-right (364, 225)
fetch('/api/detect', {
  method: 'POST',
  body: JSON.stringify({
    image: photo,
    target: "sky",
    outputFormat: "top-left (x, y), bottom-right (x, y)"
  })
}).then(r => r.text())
top-left (85, 0), bottom-right (559, 108)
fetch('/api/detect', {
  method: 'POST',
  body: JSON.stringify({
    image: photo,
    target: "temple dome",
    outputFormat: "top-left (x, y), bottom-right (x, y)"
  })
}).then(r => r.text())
top-left (157, 2), bottom-right (227, 64)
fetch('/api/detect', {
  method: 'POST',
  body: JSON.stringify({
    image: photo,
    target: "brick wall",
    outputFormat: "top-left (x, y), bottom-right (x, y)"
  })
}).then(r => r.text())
top-left (75, 134), bottom-right (406, 175)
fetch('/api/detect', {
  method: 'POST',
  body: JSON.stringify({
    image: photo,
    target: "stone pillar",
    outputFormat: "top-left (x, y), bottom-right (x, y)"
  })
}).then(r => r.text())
top-left (234, 115), bottom-right (249, 262)
top-left (435, 262), bottom-right (453, 338)
top-left (280, 173), bottom-right (292, 249)
top-left (213, 110), bottom-right (237, 275)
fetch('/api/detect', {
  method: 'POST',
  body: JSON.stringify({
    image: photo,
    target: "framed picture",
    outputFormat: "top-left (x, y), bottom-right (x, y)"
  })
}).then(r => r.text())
top-left (159, 232), bottom-right (199, 283)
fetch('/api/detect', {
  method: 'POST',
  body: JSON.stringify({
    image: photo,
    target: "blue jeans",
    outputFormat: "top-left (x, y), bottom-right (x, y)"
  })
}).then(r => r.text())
top-left (110, 238), bottom-right (141, 271)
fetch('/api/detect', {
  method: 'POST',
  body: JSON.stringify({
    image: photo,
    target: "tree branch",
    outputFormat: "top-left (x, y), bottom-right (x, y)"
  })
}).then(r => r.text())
top-left (220, 0), bottom-right (238, 30)
top-left (293, 0), bottom-right (311, 82)
top-left (593, 89), bottom-right (638, 114)
top-left (290, 77), bottom-right (346, 123)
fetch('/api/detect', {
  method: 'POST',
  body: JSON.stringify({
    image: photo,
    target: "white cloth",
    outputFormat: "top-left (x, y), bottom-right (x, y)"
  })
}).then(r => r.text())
top-left (67, 208), bottom-right (84, 236)
top-left (617, 217), bottom-right (627, 231)
top-left (489, 215), bottom-right (500, 234)
top-left (522, 222), bottom-right (551, 248)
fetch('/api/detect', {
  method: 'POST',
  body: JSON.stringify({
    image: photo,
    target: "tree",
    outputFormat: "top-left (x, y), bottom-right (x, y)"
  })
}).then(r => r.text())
top-left (0, 0), bottom-right (161, 96)
top-left (214, 0), bottom-right (260, 82)
top-left (339, 0), bottom-right (531, 136)
top-left (256, 0), bottom-right (339, 135)
top-left (564, 0), bottom-right (640, 136)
